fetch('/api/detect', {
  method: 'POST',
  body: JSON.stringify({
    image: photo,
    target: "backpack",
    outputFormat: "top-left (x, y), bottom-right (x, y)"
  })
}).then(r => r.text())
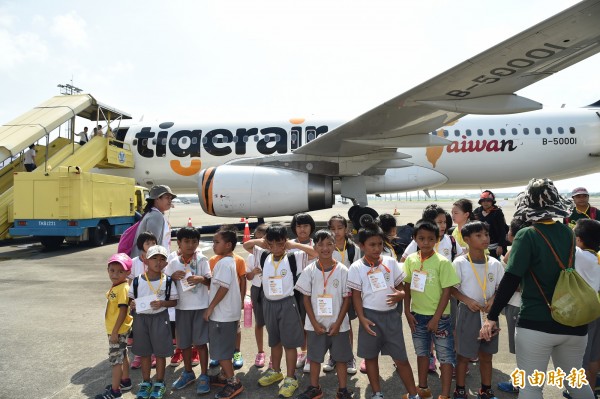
top-left (259, 251), bottom-right (304, 309)
top-left (133, 275), bottom-right (173, 300)
top-left (530, 226), bottom-right (600, 327)
top-left (117, 220), bottom-right (141, 255)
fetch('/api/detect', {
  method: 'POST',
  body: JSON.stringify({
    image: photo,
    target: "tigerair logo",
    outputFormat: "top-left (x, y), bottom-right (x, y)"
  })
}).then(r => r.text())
top-left (426, 128), bottom-right (517, 168)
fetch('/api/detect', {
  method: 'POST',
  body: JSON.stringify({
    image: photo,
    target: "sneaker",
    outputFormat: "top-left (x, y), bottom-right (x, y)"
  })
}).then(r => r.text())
top-left (209, 358), bottom-right (220, 367)
top-left (418, 387), bottom-right (433, 399)
top-left (149, 381), bottom-right (166, 399)
top-left (347, 358), bottom-right (357, 375)
top-left (151, 355), bottom-right (157, 369)
top-left (131, 355), bottom-right (142, 369)
top-left (371, 393), bottom-right (384, 399)
top-left (255, 352), bottom-right (266, 368)
top-left (135, 381), bottom-right (153, 399)
top-left (336, 388), bottom-right (354, 399)
top-left (196, 374), bottom-right (211, 395)
top-left (453, 388), bottom-right (467, 399)
top-left (296, 351), bottom-right (307, 368)
top-left (95, 388), bottom-right (122, 399)
top-left (428, 355), bottom-right (437, 373)
top-left (477, 389), bottom-right (498, 399)
top-left (323, 356), bottom-right (335, 372)
top-left (233, 351), bottom-right (244, 369)
top-left (360, 359), bottom-right (367, 374)
top-left (563, 391), bottom-right (572, 399)
top-left (278, 376), bottom-right (299, 398)
top-left (215, 380), bottom-right (244, 399)
top-left (296, 385), bottom-right (323, 399)
top-left (258, 368), bottom-right (284, 387)
top-left (170, 348), bottom-right (183, 367)
top-left (209, 373), bottom-right (228, 387)
top-left (497, 381), bottom-right (519, 393)
top-left (303, 358), bottom-right (311, 373)
top-left (172, 370), bottom-right (196, 390)
top-left (191, 347), bottom-right (200, 366)
top-left (104, 379), bottom-right (132, 392)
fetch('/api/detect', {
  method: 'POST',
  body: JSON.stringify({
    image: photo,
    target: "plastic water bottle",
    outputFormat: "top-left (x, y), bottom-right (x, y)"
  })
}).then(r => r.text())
top-left (243, 295), bottom-right (253, 328)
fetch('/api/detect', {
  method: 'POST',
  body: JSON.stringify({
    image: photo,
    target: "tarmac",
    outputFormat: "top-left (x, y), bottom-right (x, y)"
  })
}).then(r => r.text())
top-left (2, 198), bottom-right (597, 399)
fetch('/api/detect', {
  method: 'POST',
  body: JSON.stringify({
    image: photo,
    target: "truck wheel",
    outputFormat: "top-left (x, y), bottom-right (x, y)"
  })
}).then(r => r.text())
top-left (90, 223), bottom-right (109, 246)
top-left (39, 236), bottom-right (64, 250)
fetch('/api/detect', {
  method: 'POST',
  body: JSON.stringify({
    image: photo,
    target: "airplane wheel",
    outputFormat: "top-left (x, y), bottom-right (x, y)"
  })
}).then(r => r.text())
top-left (352, 207), bottom-right (379, 229)
top-left (348, 205), bottom-right (360, 221)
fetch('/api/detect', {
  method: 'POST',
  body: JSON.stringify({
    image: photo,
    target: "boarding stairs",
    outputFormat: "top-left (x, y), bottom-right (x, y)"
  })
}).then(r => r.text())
top-left (0, 94), bottom-right (133, 240)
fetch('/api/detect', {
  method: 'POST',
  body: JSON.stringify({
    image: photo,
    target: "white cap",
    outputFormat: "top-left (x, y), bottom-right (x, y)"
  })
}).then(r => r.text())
top-left (146, 245), bottom-right (168, 259)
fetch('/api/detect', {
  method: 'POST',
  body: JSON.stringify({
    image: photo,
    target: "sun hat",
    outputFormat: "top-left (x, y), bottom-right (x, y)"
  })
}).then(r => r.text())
top-left (148, 185), bottom-right (177, 200)
top-left (513, 178), bottom-right (573, 222)
top-left (571, 187), bottom-right (589, 197)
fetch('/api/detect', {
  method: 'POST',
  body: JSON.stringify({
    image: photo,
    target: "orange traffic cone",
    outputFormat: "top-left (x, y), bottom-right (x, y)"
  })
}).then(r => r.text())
top-left (243, 219), bottom-right (251, 243)
top-left (393, 207), bottom-right (400, 216)
top-left (187, 217), bottom-right (193, 227)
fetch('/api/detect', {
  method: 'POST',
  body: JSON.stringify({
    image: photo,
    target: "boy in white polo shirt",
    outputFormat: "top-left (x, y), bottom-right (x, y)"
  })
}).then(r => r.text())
top-left (295, 229), bottom-right (354, 399)
top-left (164, 227), bottom-right (212, 395)
top-left (243, 224), bottom-right (318, 398)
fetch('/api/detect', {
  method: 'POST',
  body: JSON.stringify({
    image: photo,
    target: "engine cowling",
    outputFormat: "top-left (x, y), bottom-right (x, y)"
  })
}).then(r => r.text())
top-left (198, 165), bottom-right (333, 217)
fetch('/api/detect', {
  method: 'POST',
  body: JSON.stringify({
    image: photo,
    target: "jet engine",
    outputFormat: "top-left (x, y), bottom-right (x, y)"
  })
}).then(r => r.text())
top-left (198, 165), bottom-right (333, 217)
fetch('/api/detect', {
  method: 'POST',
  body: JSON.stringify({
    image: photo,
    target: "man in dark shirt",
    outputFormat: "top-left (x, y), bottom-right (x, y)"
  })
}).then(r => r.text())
top-left (473, 190), bottom-right (508, 259)
top-left (564, 187), bottom-right (599, 228)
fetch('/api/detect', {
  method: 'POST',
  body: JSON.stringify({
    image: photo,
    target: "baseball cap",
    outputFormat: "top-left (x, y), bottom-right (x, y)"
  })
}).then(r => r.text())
top-left (108, 253), bottom-right (132, 271)
top-left (148, 185), bottom-right (177, 200)
top-left (571, 187), bottom-right (589, 197)
top-left (146, 245), bottom-right (168, 259)
top-left (478, 190), bottom-right (496, 204)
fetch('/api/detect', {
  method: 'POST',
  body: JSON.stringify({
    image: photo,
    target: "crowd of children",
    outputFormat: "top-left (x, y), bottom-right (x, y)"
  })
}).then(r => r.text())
top-left (97, 188), bottom-right (600, 399)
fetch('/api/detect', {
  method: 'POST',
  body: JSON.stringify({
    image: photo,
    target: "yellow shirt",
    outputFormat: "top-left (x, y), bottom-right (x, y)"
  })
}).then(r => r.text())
top-left (105, 282), bottom-right (133, 335)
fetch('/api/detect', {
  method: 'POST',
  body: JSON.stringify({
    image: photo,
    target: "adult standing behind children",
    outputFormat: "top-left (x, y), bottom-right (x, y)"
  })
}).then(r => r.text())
top-left (23, 144), bottom-right (36, 172)
top-left (131, 185), bottom-right (176, 258)
top-left (564, 187), bottom-right (600, 228)
top-left (473, 191), bottom-right (509, 259)
top-left (75, 127), bottom-right (89, 145)
top-left (481, 178), bottom-right (593, 399)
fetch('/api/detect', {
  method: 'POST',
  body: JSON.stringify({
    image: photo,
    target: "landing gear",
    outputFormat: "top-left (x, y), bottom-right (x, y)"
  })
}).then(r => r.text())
top-left (348, 206), bottom-right (379, 229)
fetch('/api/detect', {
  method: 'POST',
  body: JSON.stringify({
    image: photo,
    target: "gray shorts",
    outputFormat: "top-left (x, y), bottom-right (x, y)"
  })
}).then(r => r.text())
top-left (132, 311), bottom-right (173, 358)
top-left (584, 317), bottom-right (600, 364)
top-left (504, 304), bottom-right (519, 354)
top-left (357, 308), bottom-right (408, 361)
top-left (455, 302), bottom-right (498, 359)
top-left (307, 330), bottom-right (353, 363)
top-left (263, 295), bottom-right (304, 349)
top-left (107, 332), bottom-right (130, 366)
top-left (175, 309), bottom-right (209, 348)
top-left (250, 285), bottom-right (265, 327)
top-left (208, 320), bottom-right (238, 361)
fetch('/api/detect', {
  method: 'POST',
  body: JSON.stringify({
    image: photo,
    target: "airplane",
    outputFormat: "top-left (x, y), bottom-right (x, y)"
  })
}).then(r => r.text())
top-left (102, 0), bottom-right (600, 228)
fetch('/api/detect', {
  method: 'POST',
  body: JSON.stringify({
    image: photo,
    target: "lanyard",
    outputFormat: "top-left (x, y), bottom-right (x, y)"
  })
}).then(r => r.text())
top-left (576, 205), bottom-right (591, 218)
top-left (384, 242), bottom-right (396, 259)
top-left (318, 260), bottom-right (338, 294)
top-left (419, 250), bottom-right (434, 271)
top-left (364, 257), bottom-right (390, 274)
top-left (335, 240), bottom-right (347, 264)
top-left (271, 252), bottom-right (287, 275)
top-left (467, 254), bottom-right (488, 304)
top-left (144, 272), bottom-right (164, 297)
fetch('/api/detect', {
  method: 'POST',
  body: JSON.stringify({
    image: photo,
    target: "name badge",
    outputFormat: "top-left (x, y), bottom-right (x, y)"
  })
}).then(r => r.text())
top-left (135, 294), bottom-right (157, 314)
top-left (317, 294), bottom-right (333, 316)
top-left (180, 271), bottom-right (194, 292)
top-left (368, 271), bottom-right (387, 292)
top-left (411, 271), bottom-right (427, 292)
top-left (268, 276), bottom-right (283, 296)
top-left (480, 311), bottom-right (487, 327)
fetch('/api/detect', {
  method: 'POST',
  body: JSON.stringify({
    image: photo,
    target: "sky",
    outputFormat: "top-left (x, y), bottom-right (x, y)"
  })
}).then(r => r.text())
top-left (1, 0), bottom-right (599, 195)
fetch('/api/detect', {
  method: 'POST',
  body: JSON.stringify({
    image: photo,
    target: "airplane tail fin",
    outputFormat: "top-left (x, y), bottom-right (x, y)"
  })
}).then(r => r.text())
top-left (585, 99), bottom-right (600, 108)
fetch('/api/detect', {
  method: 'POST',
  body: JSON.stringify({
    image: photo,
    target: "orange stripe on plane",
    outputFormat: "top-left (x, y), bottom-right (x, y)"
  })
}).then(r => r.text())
top-left (170, 159), bottom-right (202, 176)
top-left (201, 167), bottom-right (216, 215)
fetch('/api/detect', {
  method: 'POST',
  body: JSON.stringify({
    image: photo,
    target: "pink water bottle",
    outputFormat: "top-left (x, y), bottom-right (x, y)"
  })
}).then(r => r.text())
top-left (243, 295), bottom-right (253, 328)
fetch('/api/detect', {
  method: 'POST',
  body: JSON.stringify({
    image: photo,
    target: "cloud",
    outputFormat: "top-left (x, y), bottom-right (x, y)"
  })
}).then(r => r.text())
top-left (0, 29), bottom-right (48, 70)
top-left (51, 11), bottom-right (88, 48)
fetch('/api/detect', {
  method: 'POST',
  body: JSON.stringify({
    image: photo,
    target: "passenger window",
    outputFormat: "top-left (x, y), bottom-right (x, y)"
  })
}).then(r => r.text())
top-left (171, 138), bottom-right (177, 145)
top-left (546, 127), bottom-right (552, 134)
top-left (535, 128), bottom-right (541, 135)
top-left (133, 139), bottom-right (138, 145)
top-left (202, 137), bottom-right (208, 144)
top-left (161, 138), bottom-right (167, 145)
top-left (523, 128), bottom-right (529, 135)
top-left (152, 139), bottom-right (157, 145)
top-left (291, 133), bottom-right (297, 142)
top-left (443, 130), bottom-right (449, 137)
top-left (264, 135), bottom-right (270, 143)
top-left (569, 127), bottom-right (576, 134)
top-left (308, 133), bottom-right (315, 141)
top-left (512, 128), bottom-right (518, 135)
top-left (500, 129), bottom-right (506, 136)
top-left (232, 136), bottom-right (238, 143)
top-left (243, 136), bottom-right (248, 143)
top-left (488, 129), bottom-right (494, 136)
top-left (466, 129), bottom-right (472, 137)
top-left (191, 137), bottom-right (197, 145)
top-left (254, 136), bottom-right (259, 142)
top-left (477, 129), bottom-right (483, 136)
top-left (454, 130), bottom-right (460, 137)
top-left (558, 127), bottom-right (564, 134)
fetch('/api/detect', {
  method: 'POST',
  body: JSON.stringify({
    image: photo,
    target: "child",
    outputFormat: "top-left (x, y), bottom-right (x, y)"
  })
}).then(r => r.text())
top-left (208, 250), bottom-right (247, 369)
top-left (204, 226), bottom-right (244, 399)
top-left (164, 227), bottom-right (212, 395)
top-left (347, 222), bottom-right (420, 399)
top-left (243, 224), bottom-right (318, 398)
top-left (403, 219), bottom-right (460, 399)
top-left (290, 212), bottom-right (316, 372)
top-left (564, 219), bottom-right (600, 399)
top-left (451, 222), bottom-right (504, 399)
top-left (450, 199), bottom-right (475, 254)
top-left (245, 223), bottom-right (270, 367)
top-left (295, 229), bottom-right (354, 399)
top-left (95, 253), bottom-right (134, 399)
top-left (378, 213), bottom-right (402, 261)
top-left (128, 231), bottom-right (158, 370)
top-left (327, 214), bottom-right (360, 374)
top-left (496, 218), bottom-right (526, 394)
top-left (129, 245), bottom-right (179, 399)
